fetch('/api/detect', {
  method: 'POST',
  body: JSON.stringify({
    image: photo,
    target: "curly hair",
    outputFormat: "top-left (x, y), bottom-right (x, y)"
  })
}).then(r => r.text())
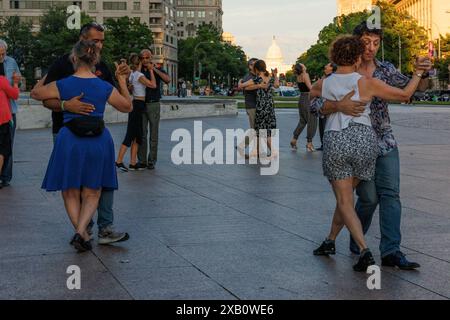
top-left (329, 35), bottom-right (365, 67)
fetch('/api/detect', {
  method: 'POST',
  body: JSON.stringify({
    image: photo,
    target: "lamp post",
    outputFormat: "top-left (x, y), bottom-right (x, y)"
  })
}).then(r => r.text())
top-left (193, 40), bottom-right (214, 93)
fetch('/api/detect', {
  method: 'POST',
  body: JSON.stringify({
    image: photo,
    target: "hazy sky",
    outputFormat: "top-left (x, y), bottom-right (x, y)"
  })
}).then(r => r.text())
top-left (222, 0), bottom-right (337, 64)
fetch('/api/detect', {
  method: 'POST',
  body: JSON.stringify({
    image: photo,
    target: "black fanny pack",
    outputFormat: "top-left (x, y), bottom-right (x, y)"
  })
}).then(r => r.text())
top-left (65, 116), bottom-right (105, 137)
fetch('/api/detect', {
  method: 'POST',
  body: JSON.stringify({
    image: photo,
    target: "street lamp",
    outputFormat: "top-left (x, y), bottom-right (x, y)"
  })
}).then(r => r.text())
top-left (193, 40), bottom-right (214, 92)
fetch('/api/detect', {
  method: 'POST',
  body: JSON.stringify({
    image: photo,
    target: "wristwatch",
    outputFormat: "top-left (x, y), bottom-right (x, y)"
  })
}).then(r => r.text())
top-left (421, 71), bottom-right (430, 79)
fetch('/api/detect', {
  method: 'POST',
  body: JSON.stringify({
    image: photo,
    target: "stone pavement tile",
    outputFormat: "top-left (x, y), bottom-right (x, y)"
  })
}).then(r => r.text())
top-left (170, 238), bottom-right (444, 300)
top-left (402, 196), bottom-right (450, 219)
top-left (109, 266), bottom-right (237, 300)
top-left (400, 208), bottom-right (450, 236)
top-left (0, 253), bottom-right (132, 300)
top-left (131, 213), bottom-right (294, 247)
top-left (113, 194), bottom-right (233, 219)
top-left (380, 253), bottom-right (450, 299)
top-left (115, 175), bottom-right (195, 198)
top-left (0, 220), bottom-right (78, 259)
top-left (401, 175), bottom-right (450, 205)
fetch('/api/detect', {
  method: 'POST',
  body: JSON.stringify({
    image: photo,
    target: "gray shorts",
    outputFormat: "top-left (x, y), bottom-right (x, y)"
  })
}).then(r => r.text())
top-left (323, 123), bottom-right (378, 182)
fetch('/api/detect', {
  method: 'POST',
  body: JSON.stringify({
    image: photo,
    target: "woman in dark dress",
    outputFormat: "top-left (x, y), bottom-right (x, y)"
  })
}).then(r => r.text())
top-left (31, 40), bottom-right (132, 252)
top-left (240, 60), bottom-right (279, 158)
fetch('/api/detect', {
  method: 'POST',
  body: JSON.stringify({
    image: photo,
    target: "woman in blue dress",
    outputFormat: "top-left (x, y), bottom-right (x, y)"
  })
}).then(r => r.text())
top-left (31, 40), bottom-right (132, 252)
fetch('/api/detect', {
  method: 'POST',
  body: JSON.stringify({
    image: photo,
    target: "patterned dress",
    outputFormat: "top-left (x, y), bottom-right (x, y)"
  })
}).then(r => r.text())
top-left (254, 76), bottom-right (277, 135)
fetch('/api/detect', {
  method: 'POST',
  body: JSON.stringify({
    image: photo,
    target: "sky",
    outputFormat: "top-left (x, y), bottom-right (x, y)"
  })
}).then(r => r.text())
top-left (222, 0), bottom-right (337, 65)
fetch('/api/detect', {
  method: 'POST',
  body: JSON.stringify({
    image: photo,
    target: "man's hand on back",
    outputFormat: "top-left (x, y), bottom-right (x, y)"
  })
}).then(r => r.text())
top-left (336, 91), bottom-right (367, 117)
top-left (64, 93), bottom-right (95, 115)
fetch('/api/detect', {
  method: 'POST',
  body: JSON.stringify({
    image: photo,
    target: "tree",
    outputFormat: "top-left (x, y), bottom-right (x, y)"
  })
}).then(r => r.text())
top-left (297, 1), bottom-right (428, 79)
top-left (102, 17), bottom-right (153, 69)
top-left (434, 34), bottom-right (450, 84)
top-left (178, 24), bottom-right (247, 86)
top-left (0, 16), bottom-right (35, 87)
top-left (34, 6), bottom-right (93, 75)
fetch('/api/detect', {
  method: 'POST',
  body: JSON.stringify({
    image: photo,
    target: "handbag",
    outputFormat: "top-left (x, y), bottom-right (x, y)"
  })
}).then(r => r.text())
top-left (65, 116), bottom-right (105, 137)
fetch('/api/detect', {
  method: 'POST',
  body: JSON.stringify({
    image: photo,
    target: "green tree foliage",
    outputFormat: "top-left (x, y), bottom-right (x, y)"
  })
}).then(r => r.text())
top-left (102, 17), bottom-right (153, 69)
top-left (434, 34), bottom-right (450, 83)
top-left (0, 16), bottom-right (35, 85)
top-left (178, 24), bottom-right (247, 84)
top-left (297, 1), bottom-right (428, 79)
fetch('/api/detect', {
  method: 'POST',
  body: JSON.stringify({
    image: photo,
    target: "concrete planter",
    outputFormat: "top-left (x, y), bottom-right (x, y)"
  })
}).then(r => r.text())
top-left (15, 96), bottom-right (238, 130)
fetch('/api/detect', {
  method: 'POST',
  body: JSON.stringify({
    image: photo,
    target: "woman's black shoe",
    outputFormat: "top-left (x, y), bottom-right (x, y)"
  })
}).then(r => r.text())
top-left (353, 249), bottom-right (376, 272)
top-left (71, 233), bottom-right (92, 253)
top-left (313, 239), bottom-right (336, 256)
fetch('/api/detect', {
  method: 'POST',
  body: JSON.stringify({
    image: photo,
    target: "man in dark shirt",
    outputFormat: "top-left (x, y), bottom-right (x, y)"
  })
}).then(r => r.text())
top-left (238, 58), bottom-right (259, 129)
top-left (41, 22), bottom-right (130, 245)
top-left (137, 49), bottom-right (170, 170)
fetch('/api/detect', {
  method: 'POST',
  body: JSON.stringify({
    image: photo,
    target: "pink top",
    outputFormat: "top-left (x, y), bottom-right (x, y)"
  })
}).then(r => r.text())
top-left (0, 76), bottom-right (19, 125)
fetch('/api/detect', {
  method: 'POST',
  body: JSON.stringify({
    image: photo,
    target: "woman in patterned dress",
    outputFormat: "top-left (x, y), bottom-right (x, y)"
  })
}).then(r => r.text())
top-left (240, 60), bottom-right (279, 159)
top-left (309, 36), bottom-right (429, 271)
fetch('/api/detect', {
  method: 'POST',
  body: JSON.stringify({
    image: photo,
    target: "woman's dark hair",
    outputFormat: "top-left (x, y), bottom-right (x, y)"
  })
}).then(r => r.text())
top-left (353, 20), bottom-right (383, 40)
top-left (294, 64), bottom-right (303, 75)
top-left (129, 53), bottom-right (140, 70)
top-left (72, 40), bottom-right (99, 68)
top-left (248, 58), bottom-right (258, 68)
top-left (254, 60), bottom-right (269, 77)
top-left (329, 35), bottom-right (365, 66)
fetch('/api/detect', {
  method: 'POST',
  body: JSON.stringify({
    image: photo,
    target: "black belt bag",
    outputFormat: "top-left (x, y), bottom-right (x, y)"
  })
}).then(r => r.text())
top-left (65, 116), bottom-right (105, 137)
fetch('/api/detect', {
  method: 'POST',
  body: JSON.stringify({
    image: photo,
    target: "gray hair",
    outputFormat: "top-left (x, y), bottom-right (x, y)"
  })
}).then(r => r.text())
top-left (140, 48), bottom-right (153, 56)
top-left (0, 39), bottom-right (8, 51)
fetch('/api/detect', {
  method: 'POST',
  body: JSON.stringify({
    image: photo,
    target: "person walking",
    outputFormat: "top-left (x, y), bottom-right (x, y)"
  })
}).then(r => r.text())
top-left (137, 50), bottom-right (171, 170)
top-left (310, 35), bottom-right (430, 271)
top-left (316, 22), bottom-right (432, 270)
top-left (31, 40), bottom-right (132, 252)
top-left (41, 22), bottom-right (130, 244)
top-left (116, 53), bottom-right (156, 172)
top-left (0, 71), bottom-right (20, 189)
top-left (290, 63), bottom-right (317, 152)
top-left (0, 39), bottom-right (22, 188)
top-left (238, 58), bottom-right (259, 129)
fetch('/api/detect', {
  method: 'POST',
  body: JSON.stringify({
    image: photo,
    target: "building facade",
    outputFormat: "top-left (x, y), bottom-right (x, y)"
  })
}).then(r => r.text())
top-left (221, 31), bottom-right (235, 45)
top-left (336, 0), bottom-right (376, 16)
top-left (0, 0), bottom-right (179, 92)
top-left (388, 0), bottom-right (450, 42)
top-left (176, 0), bottom-right (223, 39)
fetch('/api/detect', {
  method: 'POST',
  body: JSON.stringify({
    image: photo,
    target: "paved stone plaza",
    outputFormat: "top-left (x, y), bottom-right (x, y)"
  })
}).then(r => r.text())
top-left (1, 105), bottom-right (450, 300)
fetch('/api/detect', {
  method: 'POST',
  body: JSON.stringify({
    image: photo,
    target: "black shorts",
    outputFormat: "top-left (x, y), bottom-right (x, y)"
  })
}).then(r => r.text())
top-left (122, 100), bottom-right (145, 147)
top-left (0, 122), bottom-right (12, 158)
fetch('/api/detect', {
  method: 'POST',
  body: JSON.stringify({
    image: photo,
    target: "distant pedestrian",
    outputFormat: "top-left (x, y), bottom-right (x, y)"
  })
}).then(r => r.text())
top-left (0, 39), bottom-right (22, 188)
top-left (0, 72), bottom-right (20, 189)
top-left (290, 63), bottom-right (317, 152)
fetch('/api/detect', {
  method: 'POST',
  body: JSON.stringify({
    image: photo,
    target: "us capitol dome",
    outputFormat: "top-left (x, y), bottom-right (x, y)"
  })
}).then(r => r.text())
top-left (265, 36), bottom-right (292, 75)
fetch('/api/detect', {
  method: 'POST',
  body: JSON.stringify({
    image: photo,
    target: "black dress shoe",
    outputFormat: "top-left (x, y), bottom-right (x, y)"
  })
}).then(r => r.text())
top-left (71, 233), bottom-right (92, 253)
top-left (1, 180), bottom-right (10, 187)
top-left (382, 251), bottom-right (420, 270)
top-left (147, 162), bottom-right (155, 170)
top-left (353, 249), bottom-right (376, 272)
top-left (313, 239), bottom-right (336, 256)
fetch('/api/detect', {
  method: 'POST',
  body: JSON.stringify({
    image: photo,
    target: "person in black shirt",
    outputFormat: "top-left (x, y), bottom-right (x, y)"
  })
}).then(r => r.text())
top-left (40, 22), bottom-right (130, 245)
top-left (137, 49), bottom-right (170, 170)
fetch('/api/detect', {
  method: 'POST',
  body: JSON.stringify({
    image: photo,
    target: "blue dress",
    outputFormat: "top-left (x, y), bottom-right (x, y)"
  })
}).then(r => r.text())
top-left (42, 76), bottom-right (118, 191)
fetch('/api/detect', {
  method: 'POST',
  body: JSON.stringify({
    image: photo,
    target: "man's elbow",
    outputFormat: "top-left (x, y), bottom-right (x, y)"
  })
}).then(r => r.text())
top-left (30, 90), bottom-right (39, 101)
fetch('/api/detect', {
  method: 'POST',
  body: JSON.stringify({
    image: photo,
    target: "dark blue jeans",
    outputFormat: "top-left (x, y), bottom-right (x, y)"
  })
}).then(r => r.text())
top-left (350, 147), bottom-right (402, 257)
top-left (1, 114), bottom-right (16, 183)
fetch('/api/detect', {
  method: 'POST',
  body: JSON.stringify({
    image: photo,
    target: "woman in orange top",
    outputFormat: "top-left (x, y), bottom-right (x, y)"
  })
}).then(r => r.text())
top-left (0, 74), bottom-right (19, 186)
